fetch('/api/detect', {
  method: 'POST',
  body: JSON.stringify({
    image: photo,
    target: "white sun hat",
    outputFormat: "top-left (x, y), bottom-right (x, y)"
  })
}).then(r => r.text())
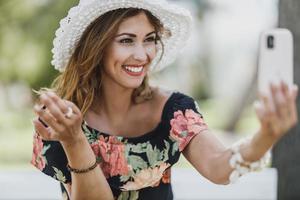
top-left (51, 0), bottom-right (193, 73)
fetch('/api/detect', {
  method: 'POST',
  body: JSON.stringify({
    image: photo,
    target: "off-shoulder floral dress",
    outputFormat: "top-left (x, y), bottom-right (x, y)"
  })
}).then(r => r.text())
top-left (31, 92), bottom-right (209, 200)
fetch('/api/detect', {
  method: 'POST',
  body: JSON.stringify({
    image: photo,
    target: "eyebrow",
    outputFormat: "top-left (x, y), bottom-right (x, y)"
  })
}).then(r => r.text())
top-left (115, 31), bottom-right (156, 38)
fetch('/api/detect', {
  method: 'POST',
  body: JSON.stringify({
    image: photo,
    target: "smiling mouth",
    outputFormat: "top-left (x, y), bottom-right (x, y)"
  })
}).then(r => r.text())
top-left (122, 65), bottom-right (145, 76)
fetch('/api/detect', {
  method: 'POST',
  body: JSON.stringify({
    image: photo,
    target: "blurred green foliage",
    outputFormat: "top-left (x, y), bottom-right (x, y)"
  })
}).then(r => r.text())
top-left (0, 108), bottom-right (34, 169)
top-left (0, 0), bottom-right (77, 89)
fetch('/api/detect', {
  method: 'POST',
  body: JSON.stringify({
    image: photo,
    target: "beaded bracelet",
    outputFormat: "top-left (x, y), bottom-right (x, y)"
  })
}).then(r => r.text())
top-left (228, 138), bottom-right (271, 184)
top-left (67, 159), bottom-right (99, 174)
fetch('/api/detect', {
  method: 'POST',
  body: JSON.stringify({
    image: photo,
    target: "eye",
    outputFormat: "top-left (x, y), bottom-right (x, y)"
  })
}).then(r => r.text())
top-left (119, 38), bottom-right (134, 44)
top-left (145, 36), bottom-right (156, 43)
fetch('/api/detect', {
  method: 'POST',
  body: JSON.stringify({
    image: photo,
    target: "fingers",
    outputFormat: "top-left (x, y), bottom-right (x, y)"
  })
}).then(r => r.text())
top-left (64, 100), bottom-right (81, 116)
top-left (255, 81), bottom-right (299, 138)
top-left (292, 84), bottom-right (299, 101)
top-left (33, 104), bottom-right (64, 133)
top-left (40, 92), bottom-right (70, 124)
top-left (279, 82), bottom-right (298, 127)
top-left (289, 84), bottom-right (298, 126)
top-left (34, 102), bottom-right (65, 134)
top-left (46, 92), bottom-right (82, 120)
top-left (254, 100), bottom-right (269, 132)
top-left (261, 94), bottom-right (281, 134)
top-left (270, 83), bottom-right (289, 124)
top-left (33, 91), bottom-right (83, 142)
top-left (280, 81), bottom-right (293, 116)
top-left (32, 118), bottom-right (59, 141)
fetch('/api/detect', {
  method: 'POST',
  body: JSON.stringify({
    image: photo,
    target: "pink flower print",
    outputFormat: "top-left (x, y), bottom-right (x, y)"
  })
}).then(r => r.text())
top-left (91, 142), bottom-right (100, 155)
top-left (170, 109), bottom-right (208, 151)
top-left (185, 109), bottom-right (208, 134)
top-left (91, 135), bottom-right (129, 178)
top-left (121, 163), bottom-right (171, 191)
top-left (31, 133), bottom-right (46, 170)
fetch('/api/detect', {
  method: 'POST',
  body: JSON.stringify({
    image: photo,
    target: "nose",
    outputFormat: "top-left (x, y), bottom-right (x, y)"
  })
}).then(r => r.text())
top-left (133, 44), bottom-right (148, 62)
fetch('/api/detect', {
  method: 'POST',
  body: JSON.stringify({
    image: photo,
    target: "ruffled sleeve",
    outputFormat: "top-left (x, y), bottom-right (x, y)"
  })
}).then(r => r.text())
top-left (31, 133), bottom-right (71, 184)
top-left (168, 92), bottom-right (208, 152)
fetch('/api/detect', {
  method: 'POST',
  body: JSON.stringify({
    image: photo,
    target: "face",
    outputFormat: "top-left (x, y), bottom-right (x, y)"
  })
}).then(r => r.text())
top-left (102, 12), bottom-right (157, 89)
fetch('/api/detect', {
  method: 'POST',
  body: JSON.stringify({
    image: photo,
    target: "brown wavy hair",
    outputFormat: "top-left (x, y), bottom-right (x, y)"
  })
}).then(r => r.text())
top-left (50, 8), bottom-right (165, 116)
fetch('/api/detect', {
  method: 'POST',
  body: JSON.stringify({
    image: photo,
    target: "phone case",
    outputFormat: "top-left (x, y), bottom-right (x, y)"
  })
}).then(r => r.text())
top-left (258, 28), bottom-right (294, 96)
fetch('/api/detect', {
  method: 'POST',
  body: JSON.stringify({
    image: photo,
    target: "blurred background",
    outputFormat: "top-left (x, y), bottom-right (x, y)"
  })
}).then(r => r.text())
top-left (0, 0), bottom-right (277, 169)
top-left (2, 0), bottom-right (300, 199)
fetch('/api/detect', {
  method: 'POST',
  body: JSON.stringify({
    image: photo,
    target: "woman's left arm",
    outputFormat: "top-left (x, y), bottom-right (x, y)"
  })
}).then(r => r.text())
top-left (183, 81), bottom-right (298, 185)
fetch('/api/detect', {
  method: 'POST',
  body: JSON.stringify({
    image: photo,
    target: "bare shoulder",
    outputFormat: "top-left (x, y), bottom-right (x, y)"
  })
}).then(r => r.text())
top-left (142, 86), bottom-right (173, 123)
top-left (150, 86), bottom-right (173, 107)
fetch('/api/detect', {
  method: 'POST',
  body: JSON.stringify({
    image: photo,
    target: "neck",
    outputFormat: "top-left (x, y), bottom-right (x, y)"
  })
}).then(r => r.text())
top-left (93, 80), bottom-right (135, 122)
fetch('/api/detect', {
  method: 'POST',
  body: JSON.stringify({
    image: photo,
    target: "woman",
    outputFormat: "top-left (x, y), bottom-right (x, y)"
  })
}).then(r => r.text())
top-left (31, 0), bottom-right (298, 200)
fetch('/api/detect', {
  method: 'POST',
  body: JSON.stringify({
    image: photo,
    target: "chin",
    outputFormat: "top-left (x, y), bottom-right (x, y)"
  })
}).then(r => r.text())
top-left (126, 80), bottom-right (144, 89)
top-left (119, 69), bottom-right (148, 89)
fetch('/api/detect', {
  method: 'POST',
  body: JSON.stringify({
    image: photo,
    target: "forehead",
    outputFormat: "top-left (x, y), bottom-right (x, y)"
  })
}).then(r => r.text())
top-left (116, 12), bottom-right (155, 34)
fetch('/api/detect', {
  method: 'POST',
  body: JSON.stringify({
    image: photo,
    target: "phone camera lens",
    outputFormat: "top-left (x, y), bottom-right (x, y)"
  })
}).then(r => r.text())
top-left (267, 35), bottom-right (274, 49)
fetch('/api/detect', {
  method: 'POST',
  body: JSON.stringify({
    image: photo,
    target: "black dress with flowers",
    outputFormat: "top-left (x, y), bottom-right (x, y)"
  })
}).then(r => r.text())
top-left (31, 92), bottom-right (209, 200)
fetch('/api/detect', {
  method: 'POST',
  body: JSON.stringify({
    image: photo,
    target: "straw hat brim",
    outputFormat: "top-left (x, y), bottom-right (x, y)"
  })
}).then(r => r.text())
top-left (51, 0), bottom-right (192, 73)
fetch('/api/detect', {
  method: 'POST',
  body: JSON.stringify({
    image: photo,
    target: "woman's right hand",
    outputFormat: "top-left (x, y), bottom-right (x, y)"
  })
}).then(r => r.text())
top-left (33, 91), bottom-right (85, 145)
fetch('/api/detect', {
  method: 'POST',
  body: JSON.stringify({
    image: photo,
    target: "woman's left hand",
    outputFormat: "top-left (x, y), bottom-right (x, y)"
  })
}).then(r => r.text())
top-left (254, 81), bottom-right (298, 142)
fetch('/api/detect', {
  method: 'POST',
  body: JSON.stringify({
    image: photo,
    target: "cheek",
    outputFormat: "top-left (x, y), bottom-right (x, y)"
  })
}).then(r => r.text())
top-left (107, 45), bottom-right (131, 65)
top-left (115, 48), bottom-right (131, 59)
top-left (146, 45), bottom-right (157, 60)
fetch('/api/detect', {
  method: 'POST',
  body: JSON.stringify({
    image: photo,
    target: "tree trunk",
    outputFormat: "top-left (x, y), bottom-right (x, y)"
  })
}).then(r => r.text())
top-left (272, 1), bottom-right (300, 199)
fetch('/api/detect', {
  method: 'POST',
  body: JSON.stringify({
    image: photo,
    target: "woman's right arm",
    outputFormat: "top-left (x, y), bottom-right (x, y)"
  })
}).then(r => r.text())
top-left (33, 91), bottom-right (114, 200)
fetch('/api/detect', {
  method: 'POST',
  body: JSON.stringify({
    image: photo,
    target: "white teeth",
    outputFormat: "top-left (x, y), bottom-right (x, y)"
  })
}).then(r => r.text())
top-left (124, 65), bottom-right (143, 73)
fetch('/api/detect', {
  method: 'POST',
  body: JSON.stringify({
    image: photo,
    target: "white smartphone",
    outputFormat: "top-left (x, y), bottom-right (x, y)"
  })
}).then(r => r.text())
top-left (258, 28), bottom-right (294, 96)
